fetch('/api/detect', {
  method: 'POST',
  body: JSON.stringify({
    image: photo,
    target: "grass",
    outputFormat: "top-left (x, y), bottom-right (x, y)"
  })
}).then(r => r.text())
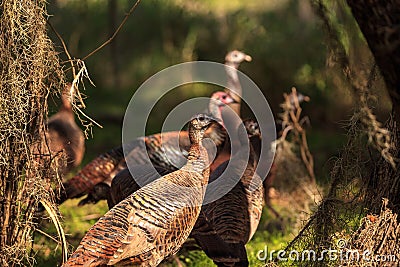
top-left (33, 199), bottom-right (109, 266)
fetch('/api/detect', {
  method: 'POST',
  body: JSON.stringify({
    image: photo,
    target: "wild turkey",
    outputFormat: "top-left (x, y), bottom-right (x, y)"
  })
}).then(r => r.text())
top-left (46, 83), bottom-right (85, 174)
top-left (109, 119), bottom-right (262, 212)
top-left (62, 113), bottom-right (219, 267)
top-left (58, 91), bottom-right (234, 205)
top-left (190, 118), bottom-right (263, 266)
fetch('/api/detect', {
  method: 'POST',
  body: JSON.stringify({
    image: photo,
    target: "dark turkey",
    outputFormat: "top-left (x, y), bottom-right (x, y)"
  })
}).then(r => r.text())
top-left (47, 83), bottom-right (85, 174)
top-left (190, 118), bottom-right (264, 267)
top-left (58, 92), bottom-right (234, 205)
top-left (62, 113), bottom-right (219, 267)
top-left (86, 91), bottom-right (235, 208)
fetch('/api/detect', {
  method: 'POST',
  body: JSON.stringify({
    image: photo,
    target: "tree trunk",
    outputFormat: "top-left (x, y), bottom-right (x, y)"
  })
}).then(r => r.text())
top-left (346, 0), bottom-right (400, 213)
top-left (346, 0), bottom-right (400, 122)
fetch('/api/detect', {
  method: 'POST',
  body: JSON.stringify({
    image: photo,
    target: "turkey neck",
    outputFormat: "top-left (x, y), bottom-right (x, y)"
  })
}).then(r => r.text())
top-left (180, 125), bottom-right (210, 186)
top-left (224, 61), bottom-right (242, 115)
top-left (205, 123), bottom-right (226, 150)
top-left (182, 144), bottom-right (210, 187)
top-left (223, 62), bottom-right (243, 153)
top-left (237, 136), bottom-right (258, 188)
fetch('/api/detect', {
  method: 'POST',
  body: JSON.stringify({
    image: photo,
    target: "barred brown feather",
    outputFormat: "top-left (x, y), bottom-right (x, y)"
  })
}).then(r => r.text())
top-left (57, 146), bottom-right (124, 204)
top-left (108, 165), bottom-right (170, 208)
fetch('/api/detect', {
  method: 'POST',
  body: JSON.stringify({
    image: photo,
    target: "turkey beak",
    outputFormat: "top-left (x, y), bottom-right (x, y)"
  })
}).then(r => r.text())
top-left (225, 97), bottom-right (238, 105)
top-left (244, 55), bottom-right (252, 62)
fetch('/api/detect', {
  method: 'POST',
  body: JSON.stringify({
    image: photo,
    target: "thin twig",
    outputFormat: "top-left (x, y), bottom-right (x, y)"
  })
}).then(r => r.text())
top-left (279, 125), bottom-right (293, 141)
top-left (82, 0), bottom-right (141, 61)
top-left (47, 19), bottom-right (104, 134)
top-left (279, 88), bottom-right (316, 182)
top-left (35, 228), bottom-right (60, 244)
top-left (47, 20), bottom-right (76, 78)
top-left (40, 199), bottom-right (68, 263)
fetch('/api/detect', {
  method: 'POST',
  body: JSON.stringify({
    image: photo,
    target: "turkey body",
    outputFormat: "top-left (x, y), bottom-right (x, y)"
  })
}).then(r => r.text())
top-left (59, 92), bottom-right (231, 205)
top-left (62, 114), bottom-right (218, 267)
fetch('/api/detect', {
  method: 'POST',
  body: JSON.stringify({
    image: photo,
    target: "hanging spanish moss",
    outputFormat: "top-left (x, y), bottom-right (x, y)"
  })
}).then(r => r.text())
top-left (0, 0), bottom-right (66, 266)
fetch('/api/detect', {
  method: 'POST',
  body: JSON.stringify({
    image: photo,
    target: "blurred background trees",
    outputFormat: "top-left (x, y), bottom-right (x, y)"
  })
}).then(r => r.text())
top-left (47, 0), bottom-right (391, 183)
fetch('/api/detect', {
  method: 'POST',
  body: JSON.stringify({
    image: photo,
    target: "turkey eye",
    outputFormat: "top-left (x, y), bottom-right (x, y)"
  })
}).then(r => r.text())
top-left (222, 95), bottom-right (227, 100)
